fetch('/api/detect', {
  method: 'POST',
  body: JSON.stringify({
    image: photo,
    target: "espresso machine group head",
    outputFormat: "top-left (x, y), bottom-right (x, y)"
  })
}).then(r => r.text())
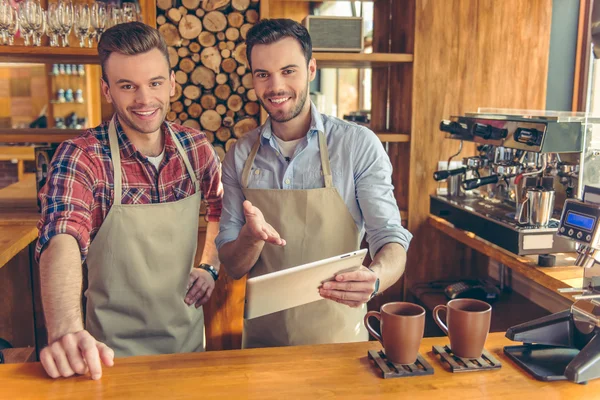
top-left (505, 185), bottom-right (600, 383)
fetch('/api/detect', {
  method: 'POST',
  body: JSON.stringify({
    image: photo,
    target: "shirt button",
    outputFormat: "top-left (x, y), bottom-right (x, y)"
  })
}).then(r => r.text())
top-left (285, 179), bottom-right (291, 185)
top-left (254, 169), bottom-right (260, 175)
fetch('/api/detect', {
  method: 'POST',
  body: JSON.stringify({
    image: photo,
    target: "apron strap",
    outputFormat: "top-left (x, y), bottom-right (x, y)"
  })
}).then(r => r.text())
top-left (167, 123), bottom-right (200, 193)
top-left (108, 116), bottom-right (123, 205)
top-left (107, 118), bottom-right (201, 206)
top-left (241, 135), bottom-right (262, 189)
top-left (241, 130), bottom-right (334, 189)
top-left (317, 131), bottom-right (333, 188)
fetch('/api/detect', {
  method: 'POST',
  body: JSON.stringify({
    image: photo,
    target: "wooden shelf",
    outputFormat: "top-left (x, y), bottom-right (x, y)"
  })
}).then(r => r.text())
top-left (0, 129), bottom-right (84, 144)
top-left (375, 132), bottom-right (410, 143)
top-left (314, 52), bottom-right (413, 68)
top-left (0, 46), bottom-right (98, 64)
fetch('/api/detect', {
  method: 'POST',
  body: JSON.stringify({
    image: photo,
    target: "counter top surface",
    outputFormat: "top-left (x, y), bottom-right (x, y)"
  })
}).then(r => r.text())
top-left (0, 332), bottom-right (596, 399)
top-left (429, 214), bottom-right (583, 302)
top-left (0, 174), bottom-right (39, 268)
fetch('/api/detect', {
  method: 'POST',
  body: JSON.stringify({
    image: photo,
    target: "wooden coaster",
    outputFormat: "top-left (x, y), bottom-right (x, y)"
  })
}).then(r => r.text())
top-left (367, 350), bottom-right (434, 379)
top-left (432, 345), bottom-right (501, 372)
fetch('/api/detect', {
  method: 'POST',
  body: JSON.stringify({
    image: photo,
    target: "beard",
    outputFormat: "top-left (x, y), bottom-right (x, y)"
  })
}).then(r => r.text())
top-left (113, 100), bottom-right (167, 135)
top-left (259, 84), bottom-right (309, 123)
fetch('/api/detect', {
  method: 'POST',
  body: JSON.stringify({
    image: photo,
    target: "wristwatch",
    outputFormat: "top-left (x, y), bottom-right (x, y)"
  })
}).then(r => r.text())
top-left (368, 268), bottom-right (380, 300)
top-left (198, 263), bottom-right (219, 281)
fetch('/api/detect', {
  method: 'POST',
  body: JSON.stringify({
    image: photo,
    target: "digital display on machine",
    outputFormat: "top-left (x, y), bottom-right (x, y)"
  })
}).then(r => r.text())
top-left (566, 212), bottom-right (596, 231)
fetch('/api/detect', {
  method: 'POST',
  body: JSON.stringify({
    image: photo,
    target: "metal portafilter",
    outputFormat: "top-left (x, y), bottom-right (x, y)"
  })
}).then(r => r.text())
top-left (433, 167), bottom-right (467, 181)
top-left (461, 175), bottom-right (499, 190)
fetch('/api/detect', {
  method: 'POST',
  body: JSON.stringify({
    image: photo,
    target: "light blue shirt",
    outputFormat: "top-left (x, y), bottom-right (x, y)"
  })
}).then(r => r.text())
top-left (216, 102), bottom-right (413, 257)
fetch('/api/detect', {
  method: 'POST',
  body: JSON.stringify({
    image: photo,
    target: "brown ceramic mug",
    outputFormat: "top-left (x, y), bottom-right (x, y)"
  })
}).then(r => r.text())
top-left (433, 298), bottom-right (492, 359)
top-left (363, 302), bottom-right (425, 365)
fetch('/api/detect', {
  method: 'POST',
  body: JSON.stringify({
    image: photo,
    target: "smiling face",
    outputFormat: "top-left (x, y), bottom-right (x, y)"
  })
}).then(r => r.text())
top-left (101, 48), bottom-right (175, 136)
top-left (250, 37), bottom-right (316, 123)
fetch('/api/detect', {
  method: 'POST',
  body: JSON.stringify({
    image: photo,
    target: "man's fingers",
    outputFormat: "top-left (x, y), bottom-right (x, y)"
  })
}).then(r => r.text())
top-left (61, 334), bottom-right (87, 375)
top-left (49, 343), bottom-right (75, 377)
top-left (321, 293), bottom-right (363, 308)
top-left (335, 269), bottom-right (375, 283)
top-left (79, 336), bottom-right (103, 380)
top-left (186, 280), bottom-right (207, 305)
top-left (97, 342), bottom-right (115, 367)
top-left (195, 285), bottom-right (214, 308)
top-left (321, 280), bottom-right (372, 293)
top-left (320, 288), bottom-right (369, 303)
top-left (40, 348), bottom-right (60, 379)
top-left (186, 273), bottom-right (198, 291)
top-left (242, 200), bottom-right (254, 215)
top-left (262, 226), bottom-right (285, 246)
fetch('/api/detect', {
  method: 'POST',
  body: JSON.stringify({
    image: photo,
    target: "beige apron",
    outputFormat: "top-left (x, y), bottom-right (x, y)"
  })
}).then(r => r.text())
top-left (85, 117), bottom-right (204, 357)
top-left (241, 131), bottom-right (368, 348)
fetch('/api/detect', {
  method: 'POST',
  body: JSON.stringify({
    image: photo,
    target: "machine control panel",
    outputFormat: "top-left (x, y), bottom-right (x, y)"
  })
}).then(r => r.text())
top-left (558, 199), bottom-right (600, 247)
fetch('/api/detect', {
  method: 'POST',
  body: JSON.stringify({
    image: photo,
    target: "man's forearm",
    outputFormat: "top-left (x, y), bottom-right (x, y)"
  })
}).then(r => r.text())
top-left (368, 243), bottom-right (407, 293)
top-left (218, 225), bottom-right (264, 279)
top-left (200, 221), bottom-right (221, 270)
top-left (39, 234), bottom-right (85, 343)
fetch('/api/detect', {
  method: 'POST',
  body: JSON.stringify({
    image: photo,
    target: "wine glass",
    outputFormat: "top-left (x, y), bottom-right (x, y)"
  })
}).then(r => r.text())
top-left (73, 3), bottom-right (89, 48)
top-left (107, 3), bottom-right (121, 28)
top-left (90, 1), bottom-right (106, 43)
top-left (7, 6), bottom-right (18, 45)
top-left (17, 3), bottom-right (33, 45)
top-left (121, 2), bottom-right (136, 23)
top-left (0, 0), bottom-right (13, 45)
top-left (57, 0), bottom-right (73, 47)
top-left (46, 3), bottom-right (61, 47)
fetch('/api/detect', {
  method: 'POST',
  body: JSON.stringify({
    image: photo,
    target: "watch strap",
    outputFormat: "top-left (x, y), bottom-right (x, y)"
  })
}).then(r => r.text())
top-left (198, 263), bottom-right (218, 281)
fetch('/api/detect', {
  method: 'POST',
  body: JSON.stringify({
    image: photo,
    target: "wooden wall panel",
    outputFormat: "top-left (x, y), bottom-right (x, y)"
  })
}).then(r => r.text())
top-left (405, 0), bottom-right (552, 291)
top-left (370, 0), bottom-right (414, 308)
top-left (194, 229), bottom-right (245, 351)
top-left (0, 247), bottom-right (35, 349)
top-left (267, 1), bottom-right (309, 21)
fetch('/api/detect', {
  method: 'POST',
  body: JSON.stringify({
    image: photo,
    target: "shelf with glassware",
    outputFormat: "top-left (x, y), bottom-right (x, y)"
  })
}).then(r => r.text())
top-left (0, 0), bottom-right (156, 64)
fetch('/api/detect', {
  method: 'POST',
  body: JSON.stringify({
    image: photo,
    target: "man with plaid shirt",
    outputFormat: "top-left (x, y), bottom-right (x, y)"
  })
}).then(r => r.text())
top-left (36, 22), bottom-right (223, 380)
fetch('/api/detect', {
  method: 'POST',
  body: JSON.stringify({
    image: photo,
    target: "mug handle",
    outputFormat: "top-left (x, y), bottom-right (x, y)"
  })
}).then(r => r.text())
top-left (432, 304), bottom-right (449, 335)
top-left (363, 311), bottom-right (383, 345)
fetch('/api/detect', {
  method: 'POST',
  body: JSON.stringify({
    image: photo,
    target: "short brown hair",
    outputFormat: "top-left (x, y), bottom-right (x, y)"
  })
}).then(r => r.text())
top-left (245, 19), bottom-right (312, 70)
top-left (98, 22), bottom-right (169, 83)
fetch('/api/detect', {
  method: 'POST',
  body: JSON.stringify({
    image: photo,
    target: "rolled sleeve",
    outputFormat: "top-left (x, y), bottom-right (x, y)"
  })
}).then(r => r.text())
top-left (353, 129), bottom-right (413, 258)
top-left (35, 142), bottom-right (96, 263)
top-left (201, 144), bottom-right (223, 222)
top-left (215, 143), bottom-right (247, 250)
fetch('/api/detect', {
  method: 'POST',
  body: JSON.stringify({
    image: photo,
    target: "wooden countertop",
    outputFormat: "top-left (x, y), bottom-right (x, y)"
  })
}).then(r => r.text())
top-left (0, 332), bottom-right (596, 399)
top-left (0, 174), bottom-right (40, 268)
top-left (429, 214), bottom-right (583, 302)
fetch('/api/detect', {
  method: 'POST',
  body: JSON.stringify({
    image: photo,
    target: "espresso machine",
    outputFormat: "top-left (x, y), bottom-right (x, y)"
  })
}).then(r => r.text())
top-left (430, 109), bottom-right (600, 263)
top-left (504, 185), bottom-right (600, 383)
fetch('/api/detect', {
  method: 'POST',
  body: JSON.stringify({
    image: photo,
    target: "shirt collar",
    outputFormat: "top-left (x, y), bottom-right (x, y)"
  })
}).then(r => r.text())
top-left (113, 116), bottom-right (175, 160)
top-left (260, 101), bottom-right (325, 145)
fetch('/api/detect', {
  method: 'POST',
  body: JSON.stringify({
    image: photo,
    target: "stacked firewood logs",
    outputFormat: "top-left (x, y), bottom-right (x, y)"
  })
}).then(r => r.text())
top-left (157, 0), bottom-right (261, 160)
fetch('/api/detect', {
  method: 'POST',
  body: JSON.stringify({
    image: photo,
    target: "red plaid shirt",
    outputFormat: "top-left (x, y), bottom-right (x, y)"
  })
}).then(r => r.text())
top-left (36, 118), bottom-right (223, 263)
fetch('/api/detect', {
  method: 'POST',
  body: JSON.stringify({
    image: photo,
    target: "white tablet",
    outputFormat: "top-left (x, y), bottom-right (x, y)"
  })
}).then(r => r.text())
top-left (244, 248), bottom-right (368, 319)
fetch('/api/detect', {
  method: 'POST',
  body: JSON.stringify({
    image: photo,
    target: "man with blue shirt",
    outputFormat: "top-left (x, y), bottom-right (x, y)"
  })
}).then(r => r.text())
top-left (217, 18), bottom-right (413, 348)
